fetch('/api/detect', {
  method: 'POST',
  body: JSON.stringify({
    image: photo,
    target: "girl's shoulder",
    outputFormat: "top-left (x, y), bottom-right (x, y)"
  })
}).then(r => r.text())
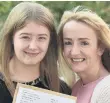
top-left (91, 75), bottom-right (110, 103)
top-left (60, 79), bottom-right (72, 95)
top-left (0, 73), bottom-right (12, 103)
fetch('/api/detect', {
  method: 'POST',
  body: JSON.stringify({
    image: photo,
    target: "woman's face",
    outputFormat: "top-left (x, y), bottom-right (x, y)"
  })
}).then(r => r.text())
top-left (63, 20), bottom-right (103, 74)
top-left (13, 21), bottom-right (50, 65)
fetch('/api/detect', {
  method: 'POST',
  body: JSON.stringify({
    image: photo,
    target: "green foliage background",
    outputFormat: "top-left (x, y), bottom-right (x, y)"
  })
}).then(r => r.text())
top-left (0, 1), bottom-right (110, 30)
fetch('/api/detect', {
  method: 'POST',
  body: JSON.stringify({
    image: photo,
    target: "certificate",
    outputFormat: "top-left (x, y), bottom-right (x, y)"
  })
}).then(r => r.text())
top-left (13, 83), bottom-right (77, 103)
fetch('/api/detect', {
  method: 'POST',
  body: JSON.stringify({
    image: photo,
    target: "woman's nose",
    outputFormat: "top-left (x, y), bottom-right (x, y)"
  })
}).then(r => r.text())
top-left (70, 44), bottom-right (80, 55)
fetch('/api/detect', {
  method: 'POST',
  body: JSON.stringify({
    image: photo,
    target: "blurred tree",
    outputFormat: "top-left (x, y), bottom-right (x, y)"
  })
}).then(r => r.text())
top-left (0, 1), bottom-right (110, 30)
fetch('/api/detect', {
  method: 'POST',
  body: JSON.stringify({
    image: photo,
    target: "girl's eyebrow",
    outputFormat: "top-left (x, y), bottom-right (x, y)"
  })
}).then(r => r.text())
top-left (37, 34), bottom-right (49, 37)
top-left (20, 33), bottom-right (49, 37)
top-left (20, 33), bottom-right (31, 36)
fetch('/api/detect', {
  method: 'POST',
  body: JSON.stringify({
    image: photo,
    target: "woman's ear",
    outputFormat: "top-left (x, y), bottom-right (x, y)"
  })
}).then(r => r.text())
top-left (101, 49), bottom-right (110, 71)
top-left (97, 44), bottom-right (105, 56)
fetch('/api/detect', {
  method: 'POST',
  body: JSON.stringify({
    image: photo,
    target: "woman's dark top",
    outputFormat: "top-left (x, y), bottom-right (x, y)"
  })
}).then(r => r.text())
top-left (0, 77), bottom-right (71, 103)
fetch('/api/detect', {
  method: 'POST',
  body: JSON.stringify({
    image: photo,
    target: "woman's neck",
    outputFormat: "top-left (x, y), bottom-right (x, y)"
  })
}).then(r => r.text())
top-left (9, 57), bottom-right (40, 83)
top-left (78, 63), bottom-right (109, 85)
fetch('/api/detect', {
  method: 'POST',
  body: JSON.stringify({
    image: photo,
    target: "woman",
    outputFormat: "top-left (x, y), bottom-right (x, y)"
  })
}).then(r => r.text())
top-left (58, 6), bottom-right (110, 103)
top-left (0, 2), bottom-right (71, 103)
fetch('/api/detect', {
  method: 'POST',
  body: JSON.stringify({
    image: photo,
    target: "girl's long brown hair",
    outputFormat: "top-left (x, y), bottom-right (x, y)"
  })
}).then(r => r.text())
top-left (0, 2), bottom-right (59, 96)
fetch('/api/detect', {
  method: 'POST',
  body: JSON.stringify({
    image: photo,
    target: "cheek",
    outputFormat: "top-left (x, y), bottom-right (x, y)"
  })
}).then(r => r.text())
top-left (42, 42), bottom-right (49, 52)
top-left (86, 48), bottom-right (99, 61)
top-left (14, 42), bottom-right (20, 50)
top-left (14, 41), bottom-right (27, 52)
top-left (13, 38), bottom-right (21, 49)
top-left (63, 48), bottom-right (70, 57)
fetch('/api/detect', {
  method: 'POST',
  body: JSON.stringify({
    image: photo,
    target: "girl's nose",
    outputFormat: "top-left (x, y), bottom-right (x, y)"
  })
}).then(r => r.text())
top-left (29, 40), bottom-right (38, 50)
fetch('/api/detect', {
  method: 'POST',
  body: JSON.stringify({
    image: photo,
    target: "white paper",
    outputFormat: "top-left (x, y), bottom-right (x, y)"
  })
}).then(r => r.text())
top-left (15, 87), bottom-right (76, 103)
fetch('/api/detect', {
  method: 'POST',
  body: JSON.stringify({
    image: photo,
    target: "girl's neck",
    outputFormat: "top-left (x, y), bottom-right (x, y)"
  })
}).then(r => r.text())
top-left (9, 56), bottom-right (40, 83)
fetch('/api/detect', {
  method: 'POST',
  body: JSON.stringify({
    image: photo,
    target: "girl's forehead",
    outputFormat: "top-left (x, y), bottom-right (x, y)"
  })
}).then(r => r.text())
top-left (14, 22), bottom-right (50, 37)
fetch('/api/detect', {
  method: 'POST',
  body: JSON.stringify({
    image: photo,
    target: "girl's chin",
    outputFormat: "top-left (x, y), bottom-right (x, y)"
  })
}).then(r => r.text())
top-left (23, 61), bottom-right (38, 65)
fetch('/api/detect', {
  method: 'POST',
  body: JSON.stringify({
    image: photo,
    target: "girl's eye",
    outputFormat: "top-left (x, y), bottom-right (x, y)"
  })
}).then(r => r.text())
top-left (64, 41), bottom-right (72, 45)
top-left (80, 41), bottom-right (89, 46)
top-left (21, 36), bottom-right (30, 40)
top-left (39, 37), bottom-right (46, 40)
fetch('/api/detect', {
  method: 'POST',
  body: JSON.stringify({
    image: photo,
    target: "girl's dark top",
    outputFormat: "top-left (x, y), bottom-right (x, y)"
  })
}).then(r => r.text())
top-left (0, 76), bottom-right (71, 103)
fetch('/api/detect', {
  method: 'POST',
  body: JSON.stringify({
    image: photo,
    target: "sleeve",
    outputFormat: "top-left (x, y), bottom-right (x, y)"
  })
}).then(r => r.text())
top-left (0, 79), bottom-right (12, 103)
top-left (96, 85), bottom-right (110, 103)
top-left (59, 80), bottom-right (72, 95)
top-left (91, 75), bottom-right (110, 103)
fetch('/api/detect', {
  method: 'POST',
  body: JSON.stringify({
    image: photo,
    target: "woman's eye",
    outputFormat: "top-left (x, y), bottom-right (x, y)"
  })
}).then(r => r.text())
top-left (80, 41), bottom-right (89, 46)
top-left (64, 41), bottom-right (72, 45)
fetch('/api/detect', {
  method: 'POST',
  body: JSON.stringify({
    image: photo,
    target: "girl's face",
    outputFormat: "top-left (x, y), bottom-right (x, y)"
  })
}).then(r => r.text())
top-left (13, 21), bottom-right (50, 66)
top-left (63, 20), bottom-right (103, 74)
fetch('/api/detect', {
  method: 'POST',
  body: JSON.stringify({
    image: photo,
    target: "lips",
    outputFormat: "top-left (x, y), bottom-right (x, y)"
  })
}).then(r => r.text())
top-left (71, 58), bottom-right (85, 62)
top-left (24, 51), bottom-right (39, 57)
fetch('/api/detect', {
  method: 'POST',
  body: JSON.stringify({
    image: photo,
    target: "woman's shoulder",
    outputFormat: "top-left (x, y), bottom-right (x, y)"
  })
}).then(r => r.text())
top-left (93, 75), bottom-right (110, 92)
top-left (59, 79), bottom-right (72, 95)
top-left (91, 75), bottom-right (110, 103)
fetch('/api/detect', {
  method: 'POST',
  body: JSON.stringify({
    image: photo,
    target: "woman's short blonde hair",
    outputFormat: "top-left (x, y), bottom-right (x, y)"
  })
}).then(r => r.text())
top-left (58, 6), bottom-right (110, 86)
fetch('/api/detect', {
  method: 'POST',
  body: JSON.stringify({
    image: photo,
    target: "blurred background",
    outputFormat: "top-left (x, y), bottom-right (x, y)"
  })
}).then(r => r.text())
top-left (0, 1), bottom-right (110, 30)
